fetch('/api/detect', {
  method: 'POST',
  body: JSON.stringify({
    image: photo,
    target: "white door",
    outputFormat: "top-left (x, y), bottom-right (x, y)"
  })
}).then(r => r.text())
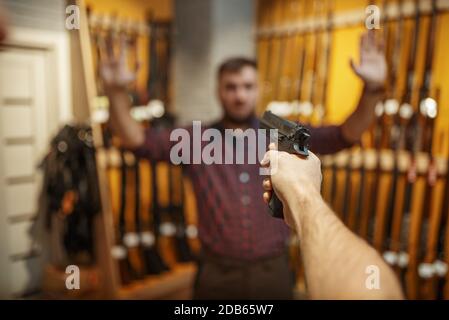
top-left (0, 47), bottom-right (52, 298)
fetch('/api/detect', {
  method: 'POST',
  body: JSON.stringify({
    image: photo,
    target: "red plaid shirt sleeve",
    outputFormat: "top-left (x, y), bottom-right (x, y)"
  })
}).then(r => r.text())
top-left (307, 125), bottom-right (354, 155)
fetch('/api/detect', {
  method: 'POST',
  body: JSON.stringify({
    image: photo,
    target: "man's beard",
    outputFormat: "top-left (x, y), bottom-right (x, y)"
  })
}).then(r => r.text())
top-left (223, 110), bottom-right (256, 126)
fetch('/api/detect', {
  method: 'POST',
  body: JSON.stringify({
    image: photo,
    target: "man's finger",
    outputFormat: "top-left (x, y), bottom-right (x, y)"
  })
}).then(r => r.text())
top-left (349, 59), bottom-right (362, 78)
top-left (105, 31), bottom-right (116, 62)
top-left (263, 178), bottom-right (272, 191)
top-left (260, 149), bottom-right (278, 166)
top-left (119, 34), bottom-right (128, 66)
top-left (263, 191), bottom-right (272, 204)
top-left (97, 35), bottom-right (110, 65)
top-left (377, 36), bottom-right (385, 53)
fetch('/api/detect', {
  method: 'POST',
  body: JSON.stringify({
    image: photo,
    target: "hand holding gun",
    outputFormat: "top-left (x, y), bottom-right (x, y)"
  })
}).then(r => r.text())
top-left (259, 111), bottom-right (311, 219)
top-left (260, 140), bottom-right (403, 299)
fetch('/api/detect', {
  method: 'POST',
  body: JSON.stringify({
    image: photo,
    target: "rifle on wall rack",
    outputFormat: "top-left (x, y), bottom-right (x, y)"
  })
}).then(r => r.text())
top-left (290, 0), bottom-right (309, 118)
top-left (260, 0), bottom-right (281, 112)
top-left (300, 0), bottom-right (322, 124)
top-left (383, 102), bottom-right (414, 266)
top-left (115, 150), bottom-right (137, 285)
top-left (169, 166), bottom-right (194, 262)
top-left (414, 0), bottom-right (439, 299)
top-left (434, 133), bottom-right (449, 299)
top-left (136, 157), bottom-right (169, 275)
top-left (373, 0), bottom-right (405, 252)
top-left (316, 0), bottom-right (333, 124)
top-left (365, 103), bottom-right (384, 243)
top-left (381, 0), bottom-right (406, 259)
top-left (353, 146), bottom-right (367, 234)
top-left (150, 159), bottom-right (171, 271)
top-left (266, 0), bottom-right (294, 116)
top-left (393, 0), bottom-right (422, 295)
top-left (125, 18), bottom-right (142, 106)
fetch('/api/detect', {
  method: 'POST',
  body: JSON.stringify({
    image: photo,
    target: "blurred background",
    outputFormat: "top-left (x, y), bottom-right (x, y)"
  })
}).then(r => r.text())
top-left (0, 0), bottom-right (448, 299)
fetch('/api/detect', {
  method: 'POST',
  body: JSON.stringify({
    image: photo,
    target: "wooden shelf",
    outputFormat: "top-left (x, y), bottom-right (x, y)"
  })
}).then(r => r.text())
top-left (118, 263), bottom-right (196, 300)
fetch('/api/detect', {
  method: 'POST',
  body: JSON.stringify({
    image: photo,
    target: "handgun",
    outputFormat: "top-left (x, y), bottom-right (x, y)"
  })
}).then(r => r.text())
top-left (260, 111), bottom-right (311, 219)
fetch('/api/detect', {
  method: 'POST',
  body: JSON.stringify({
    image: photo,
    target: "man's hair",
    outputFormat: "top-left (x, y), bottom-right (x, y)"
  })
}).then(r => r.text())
top-left (217, 57), bottom-right (258, 79)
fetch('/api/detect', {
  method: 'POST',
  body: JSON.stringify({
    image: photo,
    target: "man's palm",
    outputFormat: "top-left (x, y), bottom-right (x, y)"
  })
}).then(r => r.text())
top-left (351, 31), bottom-right (386, 89)
top-left (100, 60), bottom-right (136, 89)
top-left (99, 37), bottom-right (137, 90)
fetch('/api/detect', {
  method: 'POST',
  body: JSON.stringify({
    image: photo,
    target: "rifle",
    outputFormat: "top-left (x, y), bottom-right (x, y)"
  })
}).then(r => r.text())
top-left (267, 30), bottom-right (290, 115)
top-left (413, 102), bottom-right (438, 299)
top-left (114, 150), bottom-right (136, 284)
top-left (382, 0), bottom-right (406, 259)
top-left (330, 151), bottom-right (339, 210)
top-left (365, 103), bottom-right (384, 244)
top-left (383, 106), bottom-right (413, 266)
top-left (379, 0), bottom-right (402, 149)
top-left (267, 0), bottom-right (294, 116)
top-left (376, 0), bottom-right (406, 252)
top-left (435, 137), bottom-right (449, 299)
top-left (161, 22), bottom-right (172, 107)
top-left (345, 149), bottom-right (363, 231)
top-left (367, 0), bottom-right (404, 247)
top-left (321, 2), bottom-right (335, 210)
top-left (392, 0), bottom-right (422, 294)
top-left (300, 0), bottom-right (322, 123)
top-left (315, 0), bottom-right (333, 124)
top-left (272, 31), bottom-right (287, 102)
top-left (125, 19), bottom-right (141, 106)
top-left (261, 0), bottom-right (281, 111)
top-left (415, 0), bottom-right (439, 299)
top-left (137, 158), bottom-right (168, 275)
top-left (150, 159), bottom-right (170, 271)
top-left (86, 7), bottom-right (103, 96)
top-left (170, 165), bottom-right (194, 262)
top-left (124, 155), bottom-right (145, 280)
top-left (354, 146), bottom-right (367, 234)
top-left (290, 0), bottom-right (308, 117)
top-left (146, 11), bottom-right (160, 103)
top-left (341, 151), bottom-right (354, 225)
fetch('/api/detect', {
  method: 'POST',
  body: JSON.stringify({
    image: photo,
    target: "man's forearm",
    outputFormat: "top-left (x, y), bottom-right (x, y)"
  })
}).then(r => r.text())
top-left (286, 185), bottom-right (403, 299)
top-left (107, 89), bottom-right (145, 149)
top-left (340, 86), bottom-right (385, 143)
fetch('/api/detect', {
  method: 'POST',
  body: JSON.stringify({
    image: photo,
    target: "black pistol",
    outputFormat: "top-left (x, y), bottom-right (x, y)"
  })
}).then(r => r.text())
top-left (260, 111), bottom-right (311, 219)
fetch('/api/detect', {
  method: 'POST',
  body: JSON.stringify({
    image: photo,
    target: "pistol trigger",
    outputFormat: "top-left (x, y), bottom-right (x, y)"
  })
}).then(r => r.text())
top-left (292, 143), bottom-right (301, 154)
top-left (293, 143), bottom-right (308, 157)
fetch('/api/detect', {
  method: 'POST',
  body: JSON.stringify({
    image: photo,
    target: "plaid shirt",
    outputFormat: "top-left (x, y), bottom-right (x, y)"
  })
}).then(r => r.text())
top-left (133, 117), bottom-right (351, 261)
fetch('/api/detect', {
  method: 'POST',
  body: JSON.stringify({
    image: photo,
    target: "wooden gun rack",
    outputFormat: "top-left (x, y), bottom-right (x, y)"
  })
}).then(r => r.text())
top-left (42, 0), bottom-right (196, 299)
top-left (321, 149), bottom-right (449, 299)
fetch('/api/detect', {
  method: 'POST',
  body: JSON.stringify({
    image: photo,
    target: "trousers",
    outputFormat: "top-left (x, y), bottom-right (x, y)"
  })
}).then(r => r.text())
top-left (193, 249), bottom-right (294, 300)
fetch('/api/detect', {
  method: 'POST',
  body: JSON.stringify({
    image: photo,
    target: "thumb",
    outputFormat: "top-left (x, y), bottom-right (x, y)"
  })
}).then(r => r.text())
top-left (349, 59), bottom-right (362, 78)
top-left (260, 151), bottom-right (271, 166)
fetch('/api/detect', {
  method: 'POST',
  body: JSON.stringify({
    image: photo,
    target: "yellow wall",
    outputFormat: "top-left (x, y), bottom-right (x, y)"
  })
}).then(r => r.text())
top-left (328, 10), bottom-right (449, 156)
top-left (258, 0), bottom-right (449, 156)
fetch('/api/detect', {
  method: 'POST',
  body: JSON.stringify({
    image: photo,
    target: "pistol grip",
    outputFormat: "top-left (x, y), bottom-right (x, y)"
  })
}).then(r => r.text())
top-left (268, 192), bottom-right (284, 219)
